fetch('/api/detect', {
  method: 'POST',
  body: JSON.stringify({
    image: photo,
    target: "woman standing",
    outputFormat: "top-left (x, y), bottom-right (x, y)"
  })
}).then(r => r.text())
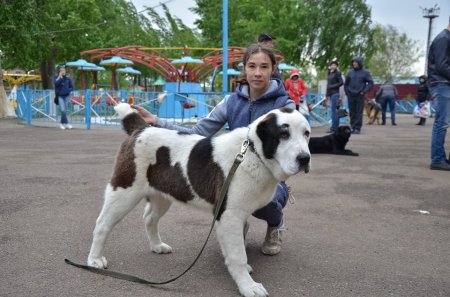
top-left (133, 43), bottom-right (297, 256)
top-left (326, 60), bottom-right (344, 133)
top-left (54, 65), bottom-right (74, 129)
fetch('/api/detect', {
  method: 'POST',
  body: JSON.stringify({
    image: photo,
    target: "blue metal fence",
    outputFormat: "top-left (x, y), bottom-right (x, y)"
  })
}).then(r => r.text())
top-left (12, 89), bottom-right (427, 129)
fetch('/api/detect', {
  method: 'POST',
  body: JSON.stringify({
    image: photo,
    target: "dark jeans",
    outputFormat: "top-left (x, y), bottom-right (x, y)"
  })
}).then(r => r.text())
top-left (381, 95), bottom-right (396, 125)
top-left (329, 93), bottom-right (340, 131)
top-left (58, 95), bottom-right (70, 124)
top-left (418, 117), bottom-right (426, 125)
top-left (348, 94), bottom-right (365, 131)
top-left (252, 181), bottom-right (289, 227)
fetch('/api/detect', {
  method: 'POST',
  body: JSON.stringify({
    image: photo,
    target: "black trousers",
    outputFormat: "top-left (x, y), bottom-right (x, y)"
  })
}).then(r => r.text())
top-left (348, 94), bottom-right (365, 131)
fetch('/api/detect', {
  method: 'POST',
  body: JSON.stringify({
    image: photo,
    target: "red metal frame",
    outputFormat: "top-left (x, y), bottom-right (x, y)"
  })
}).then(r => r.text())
top-left (80, 46), bottom-right (286, 83)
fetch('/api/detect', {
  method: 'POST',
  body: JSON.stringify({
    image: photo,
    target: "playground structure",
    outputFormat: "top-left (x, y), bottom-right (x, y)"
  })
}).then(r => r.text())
top-left (78, 45), bottom-right (287, 119)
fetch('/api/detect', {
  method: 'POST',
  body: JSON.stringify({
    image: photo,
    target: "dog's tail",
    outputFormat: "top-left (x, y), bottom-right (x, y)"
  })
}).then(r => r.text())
top-left (114, 103), bottom-right (149, 135)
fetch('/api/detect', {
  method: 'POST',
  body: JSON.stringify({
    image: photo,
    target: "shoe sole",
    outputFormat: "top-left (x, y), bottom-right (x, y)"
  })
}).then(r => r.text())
top-left (430, 165), bottom-right (450, 171)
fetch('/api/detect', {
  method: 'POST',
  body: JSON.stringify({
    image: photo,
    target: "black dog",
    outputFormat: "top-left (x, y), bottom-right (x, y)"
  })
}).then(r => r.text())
top-left (309, 126), bottom-right (359, 156)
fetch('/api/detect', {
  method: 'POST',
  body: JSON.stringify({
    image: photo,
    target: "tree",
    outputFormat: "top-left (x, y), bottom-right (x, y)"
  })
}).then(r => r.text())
top-left (192, 0), bottom-right (374, 70)
top-left (366, 24), bottom-right (422, 82)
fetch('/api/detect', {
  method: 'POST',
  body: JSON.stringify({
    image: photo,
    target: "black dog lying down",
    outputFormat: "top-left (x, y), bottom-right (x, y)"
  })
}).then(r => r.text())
top-left (309, 126), bottom-right (359, 156)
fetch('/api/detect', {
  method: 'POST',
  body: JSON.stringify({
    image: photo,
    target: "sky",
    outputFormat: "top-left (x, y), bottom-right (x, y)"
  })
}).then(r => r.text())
top-left (132, 0), bottom-right (449, 74)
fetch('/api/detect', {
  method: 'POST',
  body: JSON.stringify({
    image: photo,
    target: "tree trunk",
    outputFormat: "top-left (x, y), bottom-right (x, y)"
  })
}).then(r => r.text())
top-left (41, 48), bottom-right (57, 90)
top-left (0, 63), bottom-right (17, 118)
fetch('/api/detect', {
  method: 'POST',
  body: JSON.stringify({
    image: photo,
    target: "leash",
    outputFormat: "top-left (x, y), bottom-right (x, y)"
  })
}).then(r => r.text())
top-left (65, 139), bottom-right (250, 285)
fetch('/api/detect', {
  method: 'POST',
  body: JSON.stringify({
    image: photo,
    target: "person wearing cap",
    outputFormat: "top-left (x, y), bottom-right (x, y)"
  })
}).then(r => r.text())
top-left (258, 33), bottom-right (276, 48)
top-left (428, 18), bottom-right (450, 171)
top-left (344, 56), bottom-right (374, 134)
top-left (258, 33), bottom-right (282, 79)
top-left (326, 60), bottom-right (344, 133)
top-left (54, 65), bottom-right (74, 130)
top-left (284, 69), bottom-right (308, 114)
top-left (415, 75), bottom-right (430, 126)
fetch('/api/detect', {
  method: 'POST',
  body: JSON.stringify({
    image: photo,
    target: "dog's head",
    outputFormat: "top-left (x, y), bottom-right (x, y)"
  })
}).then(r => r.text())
top-left (248, 108), bottom-right (311, 181)
top-left (335, 126), bottom-right (352, 137)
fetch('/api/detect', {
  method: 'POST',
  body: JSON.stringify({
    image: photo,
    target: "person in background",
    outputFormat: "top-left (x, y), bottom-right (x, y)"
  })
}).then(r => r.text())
top-left (284, 69), bottom-right (307, 111)
top-left (133, 43), bottom-right (297, 255)
top-left (257, 33), bottom-right (282, 79)
top-left (326, 60), bottom-right (344, 133)
top-left (428, 18), bottom-right (450, 171)
top-left (376, 80), bottom-right (398, 126)
top-left (415, 75), bottom-right (430, 126)
top-left (344, 56), bottom-right (374, 134)
top-left (54, 65), bottom-right (74, 130)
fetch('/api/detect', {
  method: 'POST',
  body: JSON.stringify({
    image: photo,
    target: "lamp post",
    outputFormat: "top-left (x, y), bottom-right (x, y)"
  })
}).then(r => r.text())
top-left (421, 5), bottom-right (440, 74)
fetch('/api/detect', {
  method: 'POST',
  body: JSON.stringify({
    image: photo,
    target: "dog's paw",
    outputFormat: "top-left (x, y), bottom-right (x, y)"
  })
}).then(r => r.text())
top-left (87, 256), bottom-right (108, 269)
top-left (246, 264), bottom-right (253, 274)
top-left (239, 282), bottom-right (268, 297)
top-left (151, 242), bottom-right (173, 254)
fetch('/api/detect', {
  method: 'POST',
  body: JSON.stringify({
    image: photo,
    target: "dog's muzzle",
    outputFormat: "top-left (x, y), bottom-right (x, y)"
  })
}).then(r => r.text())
top-left (297, 152), bottom-right (310, 173)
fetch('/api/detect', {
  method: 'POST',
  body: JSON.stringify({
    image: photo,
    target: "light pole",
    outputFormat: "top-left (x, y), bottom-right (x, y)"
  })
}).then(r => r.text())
top-left (421, 4), bottom-right (440, 74)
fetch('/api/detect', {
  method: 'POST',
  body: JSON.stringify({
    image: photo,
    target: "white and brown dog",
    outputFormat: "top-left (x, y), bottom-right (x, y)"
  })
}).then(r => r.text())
top-left (87, 103), bottom-right (311, 297)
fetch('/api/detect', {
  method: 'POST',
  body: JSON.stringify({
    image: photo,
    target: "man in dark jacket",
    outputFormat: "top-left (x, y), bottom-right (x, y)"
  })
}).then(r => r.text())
top-left (326, 60), bottom-right (344, 133)
top-left (344, 56), bottom-right (374, 134)
top-left (428, 19), bottom-right (450, 171)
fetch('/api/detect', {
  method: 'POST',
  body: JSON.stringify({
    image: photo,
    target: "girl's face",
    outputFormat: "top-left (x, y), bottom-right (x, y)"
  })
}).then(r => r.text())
top-left (244, 52), bottom-right (274, 96)
top-left (330, 64), bottom-right (337, 71)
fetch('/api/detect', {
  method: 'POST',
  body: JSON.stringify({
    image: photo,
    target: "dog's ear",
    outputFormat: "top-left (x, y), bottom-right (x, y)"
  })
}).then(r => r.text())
top-left (256, 113), bottom-right (280, 159)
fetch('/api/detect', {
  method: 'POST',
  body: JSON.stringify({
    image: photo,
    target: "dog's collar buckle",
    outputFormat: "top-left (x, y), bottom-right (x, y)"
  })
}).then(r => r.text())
top-left (236, 139), bottom-right (249, 162)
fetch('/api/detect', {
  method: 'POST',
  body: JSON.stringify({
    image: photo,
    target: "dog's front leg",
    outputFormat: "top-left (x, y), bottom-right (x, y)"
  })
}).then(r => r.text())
top-left (216, 211), bottom-right (268, 297)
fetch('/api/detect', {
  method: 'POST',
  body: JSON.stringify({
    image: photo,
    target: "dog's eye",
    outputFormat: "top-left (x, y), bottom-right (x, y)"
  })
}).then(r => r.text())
top-left (304, 131), bottom-right (310, 138)
top-left (279, 132), bottom-right (290, 140)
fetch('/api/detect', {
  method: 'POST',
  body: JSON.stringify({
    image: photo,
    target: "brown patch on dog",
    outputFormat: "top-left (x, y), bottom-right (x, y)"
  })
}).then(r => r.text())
top-left (279, 107), bottom-right (294, 113)
top-left (187, 138), bottom-right (225, 205)
top-left (147, 146), bottom-right (194, 202)
top-left (110, 132), bottom-right (139, 190)
top-left (121, 113), bottom-right (149, 135)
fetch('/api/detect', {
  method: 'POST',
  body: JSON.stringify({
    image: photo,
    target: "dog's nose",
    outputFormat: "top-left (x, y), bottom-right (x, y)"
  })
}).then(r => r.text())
top-left (297, 153), bottom-right (310, 166)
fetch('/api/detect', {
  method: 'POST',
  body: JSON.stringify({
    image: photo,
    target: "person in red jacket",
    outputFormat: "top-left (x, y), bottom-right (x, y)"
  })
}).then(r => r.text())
top-left (284, 69), bottom-right (307, 112)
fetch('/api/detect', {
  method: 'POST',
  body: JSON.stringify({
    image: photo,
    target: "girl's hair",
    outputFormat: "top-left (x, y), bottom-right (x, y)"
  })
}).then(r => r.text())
top-left (236, 43), bottom-right (277, 85)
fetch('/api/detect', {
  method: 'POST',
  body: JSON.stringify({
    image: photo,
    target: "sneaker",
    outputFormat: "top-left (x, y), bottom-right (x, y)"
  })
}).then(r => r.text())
top-left (352, 129), bottom-right (361, 134)
top-left (430, 162), bottom-right (450, 171)
top-left (326, 128), bottom-right (335, 133)
top-left (59, 124), bottom-right (66, 130)
top-left (65, 124), bottom-right (73, 129)
top-left (392, 123), bottom-right (397, 126)
top-left (261, 224), bottom-right (285, 255)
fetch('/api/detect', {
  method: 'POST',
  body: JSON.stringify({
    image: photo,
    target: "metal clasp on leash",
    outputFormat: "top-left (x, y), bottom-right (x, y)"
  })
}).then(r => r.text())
top-left (236, 139), bottom-right (249, 162)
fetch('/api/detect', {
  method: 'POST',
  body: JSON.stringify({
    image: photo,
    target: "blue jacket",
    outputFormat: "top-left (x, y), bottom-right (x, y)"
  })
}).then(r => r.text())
top-left (54, 75), bottom-right (74, 96)
top-left (344, 56), bottom-right (374, 97)
top-left (427, 28), bottom-right (450, 86)
top-left (158, 79), bottom-right (295, 136)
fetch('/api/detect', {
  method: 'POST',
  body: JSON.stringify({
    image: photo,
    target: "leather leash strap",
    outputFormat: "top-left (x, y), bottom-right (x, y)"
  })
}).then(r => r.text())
top-left (65, 139), bottom-right (249, 285)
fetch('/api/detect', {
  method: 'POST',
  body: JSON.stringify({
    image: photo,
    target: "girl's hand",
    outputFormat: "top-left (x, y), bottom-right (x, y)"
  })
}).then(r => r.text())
top-left (131, 105), bottom-right (157, 125)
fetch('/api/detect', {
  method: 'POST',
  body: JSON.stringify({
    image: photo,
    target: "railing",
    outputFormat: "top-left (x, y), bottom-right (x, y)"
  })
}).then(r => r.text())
top-left (10, 89), bottom-right (429, 129)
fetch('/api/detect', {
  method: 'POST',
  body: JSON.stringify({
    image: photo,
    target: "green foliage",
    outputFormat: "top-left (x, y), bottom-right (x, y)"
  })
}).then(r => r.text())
top-left (193, 0), bottom-right (374, 71)
top-left (366, 24), bottom-right (423, 82)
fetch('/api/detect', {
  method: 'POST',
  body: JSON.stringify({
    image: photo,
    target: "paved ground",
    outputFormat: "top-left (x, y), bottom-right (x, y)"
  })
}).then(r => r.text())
top-left (1, 115), bottom-right (449, 297)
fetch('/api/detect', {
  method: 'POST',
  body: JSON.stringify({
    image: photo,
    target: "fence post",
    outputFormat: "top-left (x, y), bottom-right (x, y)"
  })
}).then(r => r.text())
top-left (85, 89), bottom-right (91, 130)
top-left (26, 89), bottom-right (31, 128)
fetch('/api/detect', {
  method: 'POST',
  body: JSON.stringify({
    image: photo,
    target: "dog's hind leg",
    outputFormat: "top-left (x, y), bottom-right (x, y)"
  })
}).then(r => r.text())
top-left (87, 185), bottom-right (144, 269)
top-left (216, 211), bottom-right (268, 297)
top-left (143, 195), bottom-right (173, 254)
